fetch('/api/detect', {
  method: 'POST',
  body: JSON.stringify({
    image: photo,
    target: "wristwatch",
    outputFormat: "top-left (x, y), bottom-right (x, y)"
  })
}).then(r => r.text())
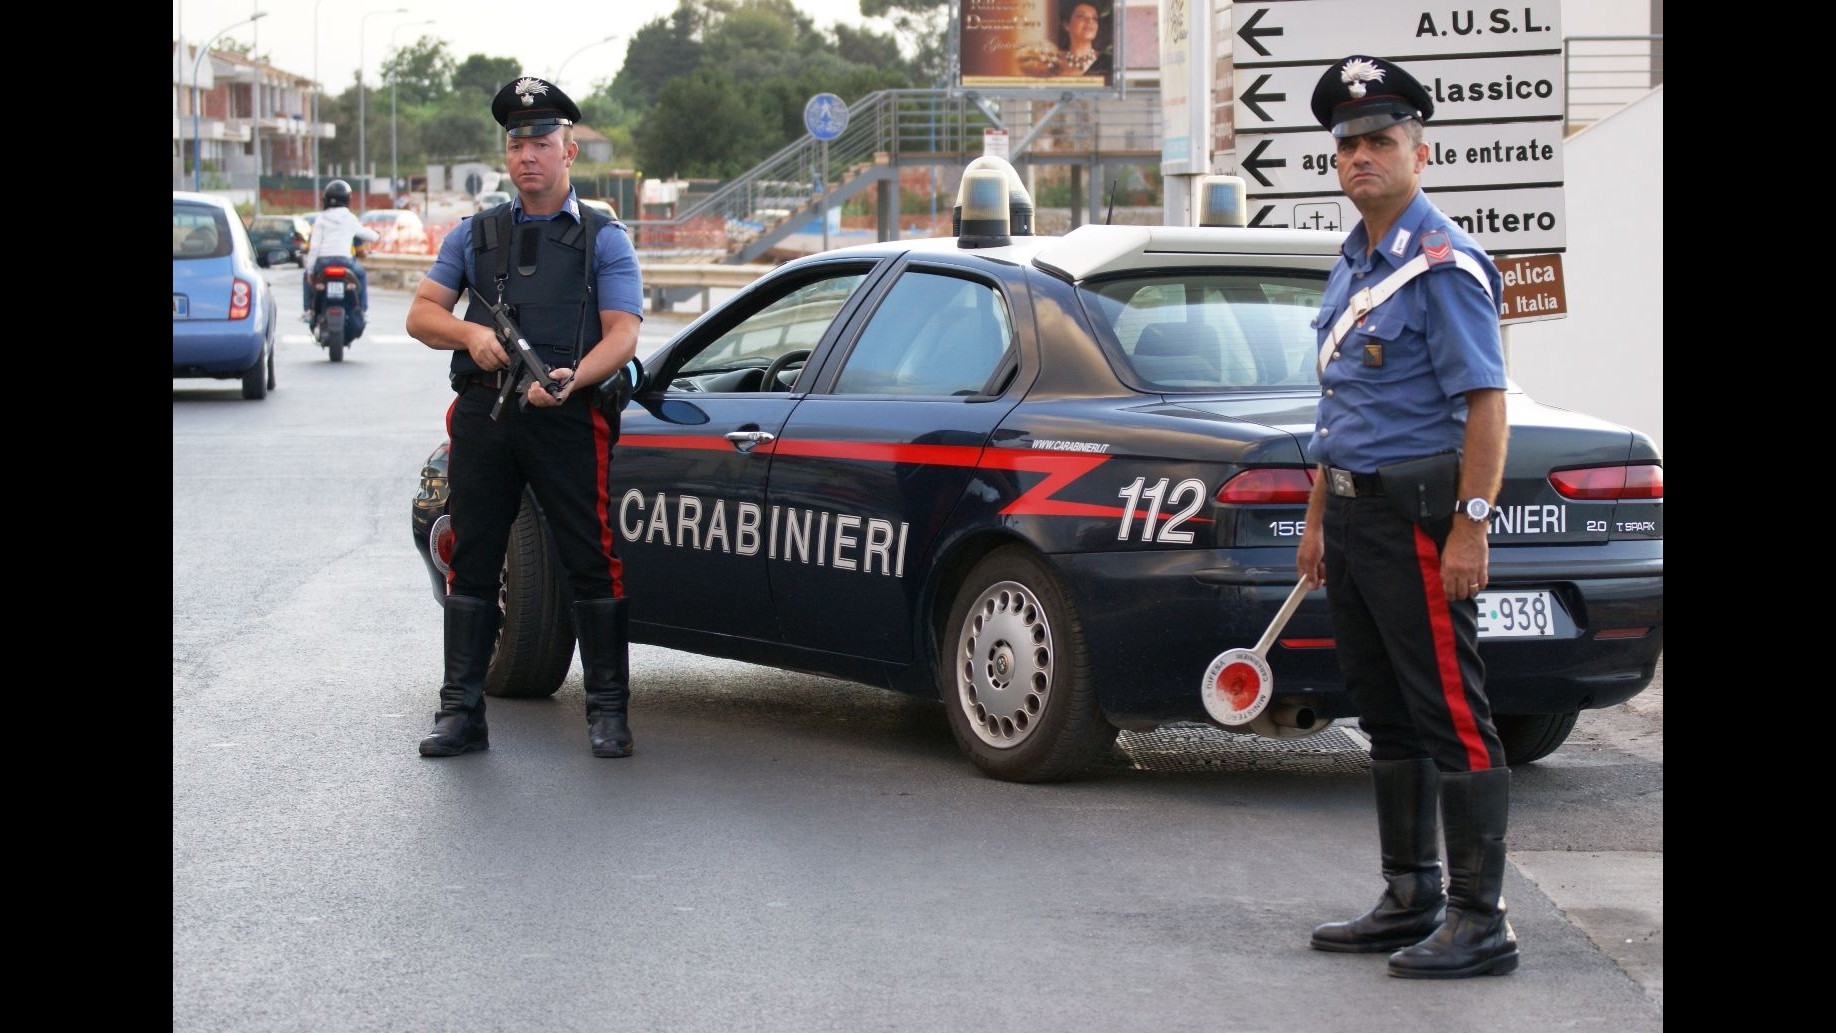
top-left (1459, 497), bottom-right (1495, 524)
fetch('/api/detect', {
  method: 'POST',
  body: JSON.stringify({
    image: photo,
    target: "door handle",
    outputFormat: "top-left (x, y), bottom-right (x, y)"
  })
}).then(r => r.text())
top-left (724, 430), bottom-right (776, 453)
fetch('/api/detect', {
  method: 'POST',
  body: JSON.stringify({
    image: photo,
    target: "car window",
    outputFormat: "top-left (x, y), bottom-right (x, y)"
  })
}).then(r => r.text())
top-left (1081, 272), bottom-right (1328, 390)
top-left (835, 271), bottom-right (1014, 397)
top-left (174, 201), bottom-right (232, 260)
top-left (677, 273), bottom-right (867, 384)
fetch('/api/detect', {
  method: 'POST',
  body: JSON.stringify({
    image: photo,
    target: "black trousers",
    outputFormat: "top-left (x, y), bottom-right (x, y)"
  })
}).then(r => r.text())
top-left (444, 381), bottom-right (624, 604)
top-left (1322, 494), bottom-right (1504, 772)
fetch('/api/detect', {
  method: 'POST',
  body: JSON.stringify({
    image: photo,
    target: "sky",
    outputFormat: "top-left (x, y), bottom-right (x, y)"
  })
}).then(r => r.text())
top-left (173, 0), bottom-right (888, 95)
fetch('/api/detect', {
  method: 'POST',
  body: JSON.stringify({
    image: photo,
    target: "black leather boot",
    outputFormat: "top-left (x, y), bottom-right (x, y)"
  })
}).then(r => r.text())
top-left (575, 598), bottom-right (633, 758)
top-left (1388, 767), bottom-right (1519, 978)
top-left (1311, 757), bottom-right (1447, 952)
top-left (418, 595), bottom-right (500, 757)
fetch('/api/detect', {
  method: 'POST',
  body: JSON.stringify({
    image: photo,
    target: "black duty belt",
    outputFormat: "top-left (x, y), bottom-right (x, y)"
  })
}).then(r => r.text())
top-left (1325, 466), bottom-right (1385, 498)
top-left (453, 370), bottom-right (509, 391)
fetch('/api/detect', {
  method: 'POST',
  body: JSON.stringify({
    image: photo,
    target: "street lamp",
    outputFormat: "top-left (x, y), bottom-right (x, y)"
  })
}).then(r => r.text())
top-left (192, 10), bottom-right (269, 193)
top-left (357, 6), bottom-right (410, 210)
top-left (311, 0), bottom-right (341, 203)
top-left (554, 34), bottom-right (620, 92)
top-left (390, 20), bottom-right (437, 206)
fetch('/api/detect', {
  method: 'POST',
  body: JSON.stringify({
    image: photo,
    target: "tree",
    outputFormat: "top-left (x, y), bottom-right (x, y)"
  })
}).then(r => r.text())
top-left (452, 54), bottom-right (523, 99)
top-left (381, 37), bottom-right (458, 106)
top-left (635, 68), bottom-right (776, 178)
top-left (609, 7), bottom-right (706, 111)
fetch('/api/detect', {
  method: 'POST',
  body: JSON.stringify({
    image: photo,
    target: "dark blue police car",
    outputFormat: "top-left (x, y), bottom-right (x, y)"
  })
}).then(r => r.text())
top-left (410, 170), bottom-right (1662, 783)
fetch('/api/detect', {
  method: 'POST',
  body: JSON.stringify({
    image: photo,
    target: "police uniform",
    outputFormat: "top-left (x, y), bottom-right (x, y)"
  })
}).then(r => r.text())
top-left (1302, 55), bottom-right (1520, 980)
top-left (416, 76), bottom-right (646, 761)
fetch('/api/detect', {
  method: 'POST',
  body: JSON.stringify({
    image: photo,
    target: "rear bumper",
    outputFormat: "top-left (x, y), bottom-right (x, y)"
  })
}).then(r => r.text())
top-left (174, 323), bottom-right (265, 376)
top-left (1057, 543), bottom-right (1663, 728)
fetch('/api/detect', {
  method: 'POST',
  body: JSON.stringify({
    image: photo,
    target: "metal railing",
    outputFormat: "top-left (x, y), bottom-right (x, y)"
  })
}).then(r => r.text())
top-left (1564, 34), bottom-right (1663, 134)
top-left (625, 87), bottom-right (1164, 263)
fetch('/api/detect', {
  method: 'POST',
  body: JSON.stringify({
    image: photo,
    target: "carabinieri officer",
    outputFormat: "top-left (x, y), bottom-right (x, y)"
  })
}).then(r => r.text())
top-left (406, 75), bottom-right (646, 760)
top-left (1293, 54), bottom-right (1519, 979)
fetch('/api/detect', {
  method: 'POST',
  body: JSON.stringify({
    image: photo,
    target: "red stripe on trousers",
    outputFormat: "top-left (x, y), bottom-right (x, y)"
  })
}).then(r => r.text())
top-left (591, 408), bottom-right (625, 598)
top-left (1412, 524), bottom-right (1490, 770)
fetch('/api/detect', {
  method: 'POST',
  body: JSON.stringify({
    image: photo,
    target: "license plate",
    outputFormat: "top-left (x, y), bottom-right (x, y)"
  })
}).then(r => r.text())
top-left (173, 295), bottom-right (188, 319)
top-left (327, 282), bottom-right (346, 300)
top-left (1476, 590), bottom-right (1556, 639)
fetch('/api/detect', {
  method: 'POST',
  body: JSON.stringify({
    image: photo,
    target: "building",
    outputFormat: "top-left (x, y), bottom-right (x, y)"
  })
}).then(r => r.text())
top-left (172, 40), bottom-right (328, 195)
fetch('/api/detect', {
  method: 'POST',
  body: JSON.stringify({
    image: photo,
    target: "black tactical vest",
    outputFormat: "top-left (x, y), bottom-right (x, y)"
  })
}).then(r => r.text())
top-left (452, 202), bottom-right (605, 377)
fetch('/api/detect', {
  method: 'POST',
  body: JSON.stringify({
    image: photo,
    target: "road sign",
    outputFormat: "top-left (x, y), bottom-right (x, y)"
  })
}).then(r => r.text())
top-left (1238, 122), bottom-right (1565, 194)
top-left (1234, 53), bottom-right (1564, 131)
top-left (1229, 0), bottom-right (1566, 256)
top-left (1233, 1), bottom-right (1560, 62)
top-left (1243, 186), bottom-right (1567, 253)
top-left (804, 93), bottom-right (849, 141)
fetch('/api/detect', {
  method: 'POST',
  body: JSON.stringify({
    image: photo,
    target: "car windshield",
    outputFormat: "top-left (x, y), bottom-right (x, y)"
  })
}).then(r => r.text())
top-left (174, 201), bottom-right (233, 260)
top-left (1080, 271), bottom-right (1327, 391)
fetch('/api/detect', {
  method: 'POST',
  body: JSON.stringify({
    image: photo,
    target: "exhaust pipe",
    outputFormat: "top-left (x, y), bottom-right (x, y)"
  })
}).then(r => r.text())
top-left (1266, 702), bottom-right (1321, 730)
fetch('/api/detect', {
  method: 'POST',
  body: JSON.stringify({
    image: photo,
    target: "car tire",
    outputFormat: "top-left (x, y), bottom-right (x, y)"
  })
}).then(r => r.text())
top-left (484, 492), bottom-right (575, 699)
top-left (938, 545), bottom-right (1117, 782)
top-left (241, 350), bottom-right (268, 400)
top-left (1496, 710), bottom-right (1579, 765)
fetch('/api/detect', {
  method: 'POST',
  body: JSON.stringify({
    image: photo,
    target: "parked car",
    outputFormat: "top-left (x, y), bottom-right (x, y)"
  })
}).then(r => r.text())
top-left (475, 190), bottom-right (512, 213)
top-left (580, 197), bottom-right (617, 220)
top-left (246, 213), bottom-right (311, 268)
top-left (359, 208), bottom-right (429, 254)
top-left (408, 179), bottom-right (1663, 783)
top-left (173, 191), bottom-right (277, 400)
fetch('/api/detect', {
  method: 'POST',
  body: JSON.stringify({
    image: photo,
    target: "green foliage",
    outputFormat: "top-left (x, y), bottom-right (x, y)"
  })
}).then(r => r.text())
top-left (381, 37), bottom-right (458, 105)
top-left (636, 68), bottom-right (777, 178)
top-left (307, 0), bottom-right (956, 186)
top-left (452, 55), bottom-right (522, 99)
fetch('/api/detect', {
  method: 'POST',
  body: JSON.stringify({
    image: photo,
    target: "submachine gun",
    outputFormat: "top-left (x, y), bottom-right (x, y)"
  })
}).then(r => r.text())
top-left (467, 287), bottom-right (568, 420)
top-left (465, 286), bottom-right (645, 421)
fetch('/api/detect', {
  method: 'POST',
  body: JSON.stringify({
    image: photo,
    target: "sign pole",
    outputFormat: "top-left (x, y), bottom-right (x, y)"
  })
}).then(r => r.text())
top-left (820, 140), bottom-right (829, 253)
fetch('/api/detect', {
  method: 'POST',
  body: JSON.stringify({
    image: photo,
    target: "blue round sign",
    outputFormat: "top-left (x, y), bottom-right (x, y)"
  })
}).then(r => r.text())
top-left (803, 93), bottom-right (848, 141)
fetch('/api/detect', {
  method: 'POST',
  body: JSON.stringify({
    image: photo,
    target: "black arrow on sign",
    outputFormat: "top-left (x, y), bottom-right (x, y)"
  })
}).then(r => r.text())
top-left (1248, 205), bottom-right (1286, 229)
top-left (1237, 8), bottom-right (1283, 58)
top-left (1241, 139), bottom-right (1286, 188)
top-left (1239, 74), bottom-right (1285, 123)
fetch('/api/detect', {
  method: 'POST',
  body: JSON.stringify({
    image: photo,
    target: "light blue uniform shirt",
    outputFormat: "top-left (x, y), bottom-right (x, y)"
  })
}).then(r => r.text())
top-left (426, 189), bottom-right (644, 320)
top-left (1308, 190), bottom-right (1506, 473)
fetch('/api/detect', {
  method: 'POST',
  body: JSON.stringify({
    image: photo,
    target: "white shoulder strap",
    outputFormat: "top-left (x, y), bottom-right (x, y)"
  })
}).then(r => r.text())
top-left (1317, 251), bottom-right (1494, 376)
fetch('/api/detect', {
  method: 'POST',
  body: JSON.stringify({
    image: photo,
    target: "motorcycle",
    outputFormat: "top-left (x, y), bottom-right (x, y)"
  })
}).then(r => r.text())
top-left (308, 246), bottom-right (368, 363)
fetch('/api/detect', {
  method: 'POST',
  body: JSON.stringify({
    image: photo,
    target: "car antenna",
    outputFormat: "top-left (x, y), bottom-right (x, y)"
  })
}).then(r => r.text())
top-left (1105, 180), bottom-right (1117, 225)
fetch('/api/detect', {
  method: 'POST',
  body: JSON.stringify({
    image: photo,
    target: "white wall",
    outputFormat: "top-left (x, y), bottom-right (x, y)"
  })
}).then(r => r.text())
top-left (1505, 86), bottom-right (1663, 454)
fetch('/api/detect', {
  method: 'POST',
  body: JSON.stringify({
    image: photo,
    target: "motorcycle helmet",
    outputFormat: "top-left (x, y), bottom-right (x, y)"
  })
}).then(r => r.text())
top-left (322, 179), bottom-right (352, 209)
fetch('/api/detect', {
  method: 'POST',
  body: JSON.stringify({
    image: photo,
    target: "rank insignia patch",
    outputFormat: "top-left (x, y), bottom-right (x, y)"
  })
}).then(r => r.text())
top-left (1363, 343), bottom-right (1383, 367)
top-left (1421, 230), bottom-right (1453, 264)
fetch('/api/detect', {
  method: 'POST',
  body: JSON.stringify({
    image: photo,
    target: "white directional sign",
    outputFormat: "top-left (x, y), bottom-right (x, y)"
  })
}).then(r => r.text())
top-left (1239, 122), bottom-right (1565, 193)
top-left (1229, 0), bottom-right (1565, 255)
top-left (1243, 187), bottom-right (1567, 253)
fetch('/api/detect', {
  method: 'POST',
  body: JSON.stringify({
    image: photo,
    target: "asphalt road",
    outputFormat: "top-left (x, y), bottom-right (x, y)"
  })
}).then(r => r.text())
top-left (174, 274), bottom-right (1662, 1032)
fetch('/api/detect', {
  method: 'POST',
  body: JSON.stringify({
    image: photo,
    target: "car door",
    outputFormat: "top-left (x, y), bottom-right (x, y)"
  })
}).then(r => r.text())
top-left (609, 261), bottom-right (883, 643)
top-left (764, 263), bottom-right (1026, 662)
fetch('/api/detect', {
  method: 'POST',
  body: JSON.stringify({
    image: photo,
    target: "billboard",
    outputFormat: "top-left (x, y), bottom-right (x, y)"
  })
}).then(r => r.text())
top-left (959, 0), bottom-right (1117, 90)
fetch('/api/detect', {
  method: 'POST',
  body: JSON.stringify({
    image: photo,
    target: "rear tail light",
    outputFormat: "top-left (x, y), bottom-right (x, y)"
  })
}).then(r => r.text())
top-left (322, 265), bottom-right (349, 279)
top-left (1548, 463), bottom-right (1663, 501)
top-left (230, 279), bottom-right (252, 320)
top-left (1215, 467), bottom-right (1315, 505)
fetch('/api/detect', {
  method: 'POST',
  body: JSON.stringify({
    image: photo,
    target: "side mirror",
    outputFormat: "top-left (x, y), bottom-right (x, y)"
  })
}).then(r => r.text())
top-left (597, 355), bottom-right (647, 413)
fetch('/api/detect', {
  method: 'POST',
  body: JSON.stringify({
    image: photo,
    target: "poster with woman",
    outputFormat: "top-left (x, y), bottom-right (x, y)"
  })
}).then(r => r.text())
top-left (959, 0), bottom-right (1116, 89)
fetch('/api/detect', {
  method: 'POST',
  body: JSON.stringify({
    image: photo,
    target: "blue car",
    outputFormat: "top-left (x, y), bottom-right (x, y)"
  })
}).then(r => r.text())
top-left (173, 191), bottom-right (277, 400)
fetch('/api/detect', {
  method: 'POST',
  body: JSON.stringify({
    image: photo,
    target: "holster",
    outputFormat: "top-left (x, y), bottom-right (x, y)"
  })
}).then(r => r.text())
top-left (1377, 451), bottom-right (1460, 524)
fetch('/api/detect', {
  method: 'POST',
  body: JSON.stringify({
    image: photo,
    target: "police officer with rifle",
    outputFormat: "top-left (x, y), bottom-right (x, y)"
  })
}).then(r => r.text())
top-left (405, 75), bottom-right (646, 760)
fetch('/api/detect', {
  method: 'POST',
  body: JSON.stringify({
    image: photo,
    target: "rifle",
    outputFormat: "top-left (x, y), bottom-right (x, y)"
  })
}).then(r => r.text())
top-left (466, 287), bottom-right (569, 420)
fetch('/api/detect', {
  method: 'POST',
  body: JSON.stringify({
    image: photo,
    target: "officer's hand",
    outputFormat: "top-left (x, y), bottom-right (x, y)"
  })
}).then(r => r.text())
top-left (526, 366), bottom-right (576, 408)
top-left (464, 326), bottom-right (510, 372)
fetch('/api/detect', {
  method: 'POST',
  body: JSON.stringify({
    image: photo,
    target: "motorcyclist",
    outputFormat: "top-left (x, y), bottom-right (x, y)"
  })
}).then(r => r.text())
top-left (302, 179), bottom-right (380, 337)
